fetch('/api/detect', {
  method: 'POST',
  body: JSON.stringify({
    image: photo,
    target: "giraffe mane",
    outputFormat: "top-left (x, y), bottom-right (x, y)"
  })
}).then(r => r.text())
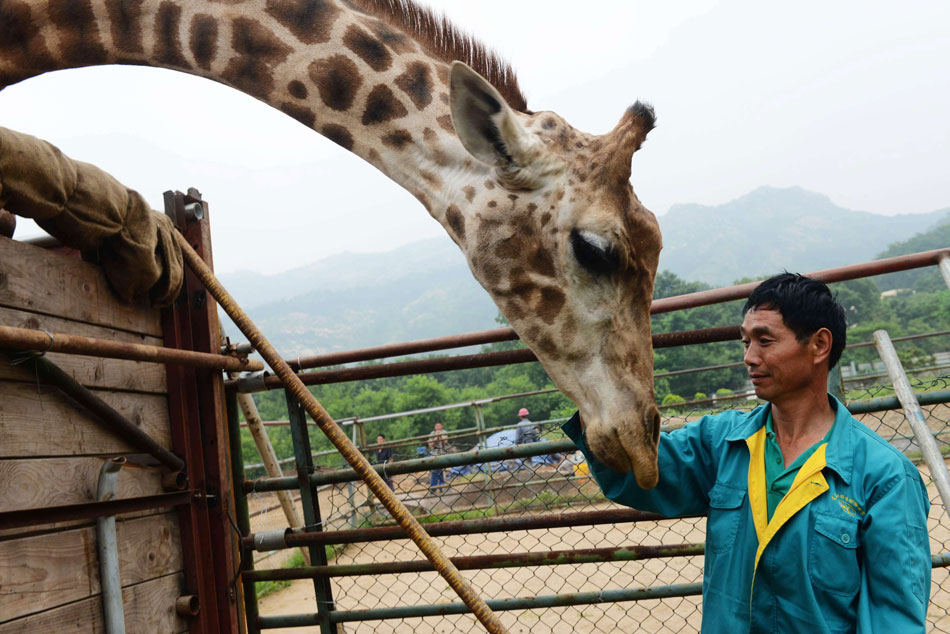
top-left (348, 0), bottom-right (529, 113)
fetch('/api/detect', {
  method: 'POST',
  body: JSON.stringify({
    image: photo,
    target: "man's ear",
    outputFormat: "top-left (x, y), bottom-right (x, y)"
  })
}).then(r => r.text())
top-left (449, 61), bottom-right (534, 169)
top-left (812, 328), bottom-right (833, 365)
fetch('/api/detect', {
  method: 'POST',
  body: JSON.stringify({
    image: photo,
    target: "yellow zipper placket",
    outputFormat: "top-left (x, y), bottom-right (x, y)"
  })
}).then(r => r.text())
top-left (745, 428), bottom-right (829, 601)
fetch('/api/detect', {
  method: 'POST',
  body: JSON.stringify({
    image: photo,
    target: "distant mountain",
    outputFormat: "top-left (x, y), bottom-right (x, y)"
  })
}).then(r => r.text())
top-left (657, 187), bottom-right (949, 285)
top-left (219, 238), bottom-right (498, 356)
top-left (220, 187), bottom-right (948, 356)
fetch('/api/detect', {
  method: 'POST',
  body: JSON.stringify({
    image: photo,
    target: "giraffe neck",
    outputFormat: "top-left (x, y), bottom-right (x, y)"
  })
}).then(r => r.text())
top-left (0, 0), bottom-right (488, 226)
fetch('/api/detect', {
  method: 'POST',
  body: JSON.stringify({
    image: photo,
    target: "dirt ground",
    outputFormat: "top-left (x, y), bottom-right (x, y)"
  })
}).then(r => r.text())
top-left (255, 405), bottom-right (950, 633)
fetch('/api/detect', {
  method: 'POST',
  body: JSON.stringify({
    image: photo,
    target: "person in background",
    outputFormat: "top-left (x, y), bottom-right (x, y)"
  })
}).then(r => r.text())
top-left (375, 434), bottom-right (394, 490)
top-left (427, 421), bottom-right (449, 491)
top-left (515, 407), bottom-right (539, 445)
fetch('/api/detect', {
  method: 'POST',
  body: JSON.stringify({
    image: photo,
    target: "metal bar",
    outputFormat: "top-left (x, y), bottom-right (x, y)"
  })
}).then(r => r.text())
top-left (226, 389), bottom-right (259, 634)
top-left (284, 390), bottom-right (337, 633)
top-left (288, 328), bottom-right (519, 370)
top-left (229, 326), bottom-right (741, 393)
top-left (0, 490), bottom-right (193, 530)
top-left (173, 230), bottom-right (509, 634)
top-left (256, 582), bottom-right (704, 628)
top-left (873, 330), bottom-right (950, 518)
top-left (940, 254), bottom-right (950, 290)
top-left (0, 324), bottom-right (262, 371)
top-left (846, 389), bottom-right (950, 415)
top-left (244, 542), bottom-right (705, 580)
top-left (244, 439), bottom-right (580, 492)
top-left (17, 353), bottom-right (185, 472)
top-left (246, 508), bottom-right (695, 549)
top-left (96, 458), bottom-right (127, 634)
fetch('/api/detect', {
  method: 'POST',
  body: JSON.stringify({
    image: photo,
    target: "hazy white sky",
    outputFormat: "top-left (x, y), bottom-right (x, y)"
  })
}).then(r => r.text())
top-left (0, 0), bottom-right (947, 274)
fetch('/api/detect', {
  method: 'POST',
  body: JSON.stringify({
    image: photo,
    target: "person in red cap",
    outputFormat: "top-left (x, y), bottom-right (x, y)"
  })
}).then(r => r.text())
top-left (515, 407), bottom-right (539, 446)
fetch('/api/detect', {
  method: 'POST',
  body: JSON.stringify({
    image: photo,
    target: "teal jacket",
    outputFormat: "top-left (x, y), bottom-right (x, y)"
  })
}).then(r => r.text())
top-left (563, 396), bottom-right (931, 633)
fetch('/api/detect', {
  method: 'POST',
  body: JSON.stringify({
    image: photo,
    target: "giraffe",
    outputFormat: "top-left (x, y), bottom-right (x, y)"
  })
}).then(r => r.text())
top-left (0, 0), bottom-right (664, 488)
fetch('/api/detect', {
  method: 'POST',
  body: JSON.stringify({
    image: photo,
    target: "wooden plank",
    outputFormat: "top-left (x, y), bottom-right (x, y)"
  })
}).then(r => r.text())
top-left (0, 236), bottom-right (161, 337)
top-left (0, 381), bottom-right (171, 458)
top-left (0, 513), bottom-right (183, 621)
top-left (0, 457), bottom-right (164, 513)
top-left (0, 572), bottom-right (189, 633)
top-left (0, 306), bottom-right (167, 394)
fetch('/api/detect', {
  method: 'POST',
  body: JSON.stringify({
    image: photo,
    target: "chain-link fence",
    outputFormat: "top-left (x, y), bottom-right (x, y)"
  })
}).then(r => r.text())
top-left (241, 374), bottom-right (950, 633)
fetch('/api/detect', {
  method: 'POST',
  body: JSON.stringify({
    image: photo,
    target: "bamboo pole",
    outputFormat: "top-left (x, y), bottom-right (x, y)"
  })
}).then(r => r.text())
top-left (174, 230), bottom-right (508, 634)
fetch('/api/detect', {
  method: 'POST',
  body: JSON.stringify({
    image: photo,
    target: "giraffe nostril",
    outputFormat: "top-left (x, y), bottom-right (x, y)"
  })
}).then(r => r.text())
top-left (645, 406), bottom-right (661, 447)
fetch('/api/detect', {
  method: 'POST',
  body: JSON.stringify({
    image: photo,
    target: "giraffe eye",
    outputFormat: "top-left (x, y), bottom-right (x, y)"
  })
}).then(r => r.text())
top-left (571, 230), bottom-right (621, 276)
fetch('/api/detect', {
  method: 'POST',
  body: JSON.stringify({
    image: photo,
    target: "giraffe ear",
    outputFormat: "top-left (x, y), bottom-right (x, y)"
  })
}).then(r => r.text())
top-left (449, 61), bottom-right (533, 170)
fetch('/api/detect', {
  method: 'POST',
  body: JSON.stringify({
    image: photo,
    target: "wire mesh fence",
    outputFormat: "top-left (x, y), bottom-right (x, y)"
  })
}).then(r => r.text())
top-left (242, 374), bottom-right (950, 633)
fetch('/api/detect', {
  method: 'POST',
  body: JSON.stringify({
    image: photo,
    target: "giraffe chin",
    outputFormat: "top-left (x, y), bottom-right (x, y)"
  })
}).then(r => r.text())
top-left (586, 419), bottom-right (659, 490)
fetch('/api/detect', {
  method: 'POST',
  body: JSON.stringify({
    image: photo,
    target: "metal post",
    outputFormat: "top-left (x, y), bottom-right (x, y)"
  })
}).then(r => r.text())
top-left (97, 458), bottom-right (127, 634)
top-left (873, 330), bottom-right (950, 518)
top-left (285, 390), bottom-right (338, 634)
top-left (226, 389), bottom-right (258, 634)
top-left (827, 364), bottom-right (845, 402)
top-left (939, 254), bottom-right (950, 290)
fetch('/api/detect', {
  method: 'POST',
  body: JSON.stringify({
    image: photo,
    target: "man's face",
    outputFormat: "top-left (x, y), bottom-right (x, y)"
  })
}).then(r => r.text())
top-left (740, 308), bottom-right (817, 402)
top-left (377, 435), bottom-right (385, 444)
top-left (435, 423), bottom-right (443, 432)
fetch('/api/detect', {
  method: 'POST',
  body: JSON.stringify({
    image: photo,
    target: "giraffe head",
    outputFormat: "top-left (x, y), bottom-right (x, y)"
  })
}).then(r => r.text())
top-left (448, 63), bottom-right (663, 488)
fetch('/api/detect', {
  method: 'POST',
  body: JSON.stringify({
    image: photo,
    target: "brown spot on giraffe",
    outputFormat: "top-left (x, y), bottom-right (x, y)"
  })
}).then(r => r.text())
top-left (152, 2), bottom-right (188, 68)
top-left (420, 171), bottom-right (442, 188)
top-left (104, 0), bottom-right (144, 55)
top-left (279, 102), bottom-right (317, 128)
top-left (542, 117), bottom-right (557, 130)
top-left (435, 63), bottom-right (449, 85)
top-left (266, 0), bottom-right (339, 44)
top-left (540, 212), bottom-right (552, 227)
top-left (487, 200), bottom-right (497, 208)
top-left (309, 55), bottom-right (362, 111)
top-left (381, 129), bottom-right (413, 149)
top-left (484, 181), bottom-right (495, 190)
top-left (368, 147), bottom-right (382, 162)
top-left (462, 186), bottom-right (475, 203)
top-left (50, 0), bottom-right (108, 67)
top-left (0, 1), bottom-right (57, 86)
top-left (222, 18), bottom-right (292, 98)
top-left (363, 18), bottom-right (415, 54)
top-left (189, 14), bottom-right (217, 70)
top-left (395, 61), bottom-right (433, 110)
top-left (362, 84), bottom-right (408, 125)
top-left (445, 205), bottom-right (465, 241)
top-left (527, 203), bottom-right (537, 213)
top-left (528, 247), bottom-right (556, 278)
top-left (321, 124), bottom-right (353, 151)
top-left (288, 80), bottom-right (308, 99)
top-left (422, 128), bottom-right (437, 142)
top-left (436, 115), bottom-right (454, 134)
top-left (343, 24), bottom-right (392, 72)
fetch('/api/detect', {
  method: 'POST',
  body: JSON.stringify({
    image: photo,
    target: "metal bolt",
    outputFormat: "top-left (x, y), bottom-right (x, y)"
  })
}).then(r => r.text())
top-left (184, 202), bottom-right (205, 221)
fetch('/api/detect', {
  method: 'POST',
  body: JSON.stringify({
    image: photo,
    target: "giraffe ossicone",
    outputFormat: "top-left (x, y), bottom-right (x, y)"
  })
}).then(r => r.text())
top-left (0, 0), bottom-right (663, 487)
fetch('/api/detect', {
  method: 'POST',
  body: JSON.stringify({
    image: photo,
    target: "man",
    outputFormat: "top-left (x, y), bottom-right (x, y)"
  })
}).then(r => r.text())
top-left (374, 434), bottom-right (394, 490)
top-left (563, 273), bottom-right (931, 633)
top-left (427, 421), bottom-right (449, 491)
top-left (515, 407), bottom-right (540, 445)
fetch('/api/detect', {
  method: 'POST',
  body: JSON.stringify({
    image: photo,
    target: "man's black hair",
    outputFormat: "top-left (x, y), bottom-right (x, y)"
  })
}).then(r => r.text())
top-left (378, 433), bottom-right (387, 440)
top-left (742, 272), bottom-right (847, 369)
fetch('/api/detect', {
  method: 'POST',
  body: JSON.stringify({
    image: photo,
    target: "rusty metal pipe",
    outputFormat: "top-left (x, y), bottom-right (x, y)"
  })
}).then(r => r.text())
top-left (0, 324), bottom-right (262, 372)
top-left (229, 326), bottom-right (740, 393)
top-left (243, 542), bottom-right (705, 580)
top-left (173, 231), bottom-right (509, 634)
top-left (244, 508), bottom-right (695, 549)
top-left (18, 354), bottom-right (185, 472)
